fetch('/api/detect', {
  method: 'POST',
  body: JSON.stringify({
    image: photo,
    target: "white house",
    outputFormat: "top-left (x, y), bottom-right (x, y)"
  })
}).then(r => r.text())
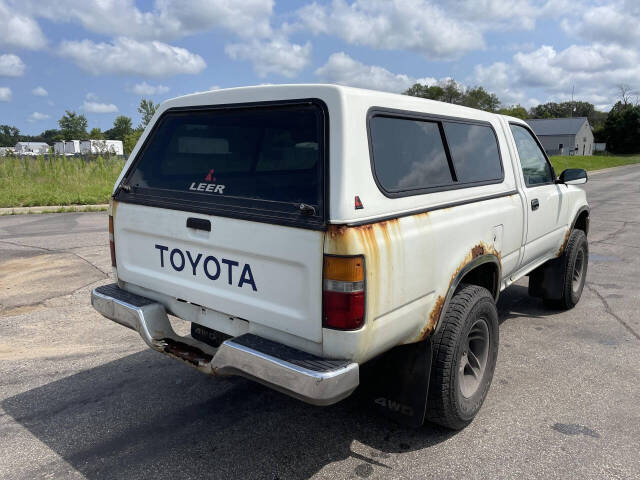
top-left (14, 142), bottom-right (49, 155)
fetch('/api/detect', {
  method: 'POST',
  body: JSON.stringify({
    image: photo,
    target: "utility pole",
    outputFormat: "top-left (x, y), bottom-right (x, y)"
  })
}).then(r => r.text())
top-left (571, 85), bottom-right (575, 117)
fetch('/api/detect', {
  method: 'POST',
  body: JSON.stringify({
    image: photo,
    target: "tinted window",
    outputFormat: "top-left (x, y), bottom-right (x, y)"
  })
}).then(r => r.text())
top-left (444, 122), bottom-right (502, 182)
top-left (126, 104), bottom-right (323, 208)
top-left (370, 116), bottom-right (452, 192)
top-left (510, 124), bottom-right (554, 186)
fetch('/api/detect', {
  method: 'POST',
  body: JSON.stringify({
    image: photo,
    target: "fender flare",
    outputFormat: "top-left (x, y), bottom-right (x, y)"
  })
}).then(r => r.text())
top-left (431, 254), bottom-right (501, 337)
top-left (569, 205), bottom-right (590, 235)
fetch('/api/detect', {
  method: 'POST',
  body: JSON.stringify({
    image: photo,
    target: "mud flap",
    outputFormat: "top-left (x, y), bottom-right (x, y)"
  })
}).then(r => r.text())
top-left (528, 256), bottom-right (564, 300)
top-left (360, 339), bottom-right (432, 428)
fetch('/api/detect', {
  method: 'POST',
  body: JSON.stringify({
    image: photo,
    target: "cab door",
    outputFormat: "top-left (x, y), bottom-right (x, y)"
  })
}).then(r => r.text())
top-left (509, 123), bottom-right (565, 266)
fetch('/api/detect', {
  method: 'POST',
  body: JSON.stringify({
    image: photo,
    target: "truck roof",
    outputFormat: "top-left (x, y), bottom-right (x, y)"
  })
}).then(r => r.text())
top-left (163, 84), bottom-right (512, 124)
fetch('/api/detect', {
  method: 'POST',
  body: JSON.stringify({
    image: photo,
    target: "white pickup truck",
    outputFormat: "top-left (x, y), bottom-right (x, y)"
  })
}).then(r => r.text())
top-left (92, 85), bottom-right (589, 429)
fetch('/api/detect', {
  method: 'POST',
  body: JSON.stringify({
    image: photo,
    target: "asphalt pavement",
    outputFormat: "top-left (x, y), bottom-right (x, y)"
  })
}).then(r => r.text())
top-left (0, 165), bottom-right (639, 480)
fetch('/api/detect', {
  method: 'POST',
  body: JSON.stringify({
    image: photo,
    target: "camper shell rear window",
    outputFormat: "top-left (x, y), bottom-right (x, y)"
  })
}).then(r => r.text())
top-left (115, 100), bottom-right (327, 229)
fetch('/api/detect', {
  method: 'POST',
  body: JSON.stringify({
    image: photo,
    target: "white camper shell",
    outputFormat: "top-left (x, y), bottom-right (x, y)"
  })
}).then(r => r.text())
top-left (92, 85), bottom-right (590, 429)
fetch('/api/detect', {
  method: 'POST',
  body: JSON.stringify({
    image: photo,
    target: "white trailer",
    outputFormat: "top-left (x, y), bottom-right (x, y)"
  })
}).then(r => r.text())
top-left (80, 139), bottom-right (124, 155)
top-left (64, 140), bottom-right (81, 155)
top-left (54, 141), bottom-right (66, 155)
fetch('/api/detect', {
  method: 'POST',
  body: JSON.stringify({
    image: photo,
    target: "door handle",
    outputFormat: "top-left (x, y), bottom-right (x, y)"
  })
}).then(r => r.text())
top-left (186, 217), bottom-right (211, 232)
top-left (531, 199), bottom-right (539, 211)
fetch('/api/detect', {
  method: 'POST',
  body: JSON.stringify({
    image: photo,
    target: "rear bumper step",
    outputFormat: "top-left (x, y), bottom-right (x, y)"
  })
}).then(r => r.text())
top-left (91, 284), bottom-right (359, 406)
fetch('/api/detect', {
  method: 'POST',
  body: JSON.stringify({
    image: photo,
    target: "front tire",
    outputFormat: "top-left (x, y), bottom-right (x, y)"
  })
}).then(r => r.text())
top-left (546, 229), bottom-right (588, 310)
top-left (426, 284), bottom-right (499, 430)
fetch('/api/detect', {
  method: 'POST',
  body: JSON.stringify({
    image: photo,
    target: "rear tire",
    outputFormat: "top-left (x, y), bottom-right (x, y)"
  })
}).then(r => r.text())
top-left (547, 229), bottom-right (588, 310)
top-left (426, 283), bottom-right (499, 430)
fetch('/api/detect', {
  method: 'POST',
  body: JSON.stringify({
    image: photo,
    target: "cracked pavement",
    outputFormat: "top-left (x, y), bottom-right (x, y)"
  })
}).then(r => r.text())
top-left (0, 165), bottom-right (639, 480)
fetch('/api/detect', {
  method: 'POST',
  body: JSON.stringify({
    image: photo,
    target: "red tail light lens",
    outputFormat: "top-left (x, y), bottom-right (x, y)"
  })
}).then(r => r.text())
top-left (108, 215), bottom-right (116, 267)
top-left (323, 255), bottom-right (365, 330)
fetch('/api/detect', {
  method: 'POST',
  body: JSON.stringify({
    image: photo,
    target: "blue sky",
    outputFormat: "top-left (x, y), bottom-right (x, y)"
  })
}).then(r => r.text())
top-left (1, 0), bottom-right (638, 135)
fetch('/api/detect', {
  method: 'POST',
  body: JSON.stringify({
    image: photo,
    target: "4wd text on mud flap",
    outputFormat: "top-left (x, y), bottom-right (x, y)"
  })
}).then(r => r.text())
top-left (154, 244), bottom-right (257, 291)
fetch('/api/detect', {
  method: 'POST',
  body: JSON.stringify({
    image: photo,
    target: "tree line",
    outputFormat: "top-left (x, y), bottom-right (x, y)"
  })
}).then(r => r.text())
top-left (0, 99), bottom-right (158, 154)
top-left (3, 84), bottom-right (640, 154)
top-left (404, 80), bottom-right (639, 153)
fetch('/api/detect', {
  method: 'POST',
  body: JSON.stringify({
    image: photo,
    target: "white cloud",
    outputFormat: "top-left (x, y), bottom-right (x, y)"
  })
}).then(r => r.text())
top-left (315, 52), bottom-right (435, 92)
top-left (0, 54), bottom-right (24, 76)
top-left (14, 0), bottom-right (274, 41)
top-left (132, 81), bottom-right (169, 95)
top-left (32, 86), bottom-right (48, 96)
top-left (27, 111), bottom-right (50, 122)
top-left (0, 0), bottom-right (46, 49)
top-left (0, 86), bottom-right (11, 101)
top-left (562, 1), bottom-right (640, 46)
top-left (296, 0), bottom-right (482, 59)
top-left (225, 38), bottom-right (311, 78)
top-left (59, 37), bottom-right (206, 77)
top-left (82, 101), bottom-right (119, 113)
top-left (474, 41), bottom-right (640, 110)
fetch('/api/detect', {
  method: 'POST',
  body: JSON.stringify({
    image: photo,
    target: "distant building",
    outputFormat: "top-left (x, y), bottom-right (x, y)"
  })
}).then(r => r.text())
top-left (526, 117), bottom-right (594, 156)
top-left (80, 139), bottom-right (124, 155)
top-left (14, 142), bottom-right (50, 155)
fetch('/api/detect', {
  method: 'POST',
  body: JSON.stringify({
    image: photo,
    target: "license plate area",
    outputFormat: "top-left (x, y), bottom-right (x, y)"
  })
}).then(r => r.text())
top-left (191, 322), bottom-right (231, 348)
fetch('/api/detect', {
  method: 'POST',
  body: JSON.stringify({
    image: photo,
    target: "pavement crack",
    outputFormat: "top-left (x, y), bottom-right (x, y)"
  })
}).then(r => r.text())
top-left (596, 221), bottom-right (629, 244)
top-left (585, 282), bottom-right (640, 341)
top-left (0, 239), bottom-right (109, 277)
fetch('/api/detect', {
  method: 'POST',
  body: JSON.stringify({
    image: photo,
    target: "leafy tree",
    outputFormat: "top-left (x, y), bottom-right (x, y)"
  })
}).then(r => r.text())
top-left (0, 124), bottom-right (20, 146)
top-left (498, 105), bottom-right (529, 119)
top-left (602, 102), bottom-right (640, 153)
top-left (40, 129), bottom-right (63, 144)
top-left (404, 83), bottom-right (446, 102)
top-left (529, 101), bottom-right (595, 120)
top-left (107, 115), bottom-right (133, 142)
top-left (123, 128), bottom-right (144, 155)
top-left (89, 127), bottom-right (104, 139)
top-left (138, 99), bottom-right (159, 129)
top-left (58, 110), bottom-right (88, 140)
top-left (440, 79), bottom-right (464, 104)
top-left (462, 86), bottom-right (500, 112)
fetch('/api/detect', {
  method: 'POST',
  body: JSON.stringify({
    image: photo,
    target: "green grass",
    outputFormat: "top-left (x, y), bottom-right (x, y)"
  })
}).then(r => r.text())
top-left (0, 155), bottom-right (125, 207)
top-left (550, 154), bottom-right (640, 173)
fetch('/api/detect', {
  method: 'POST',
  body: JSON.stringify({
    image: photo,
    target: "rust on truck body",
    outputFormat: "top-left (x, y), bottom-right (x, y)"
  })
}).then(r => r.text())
top-left (326, 209), bottom-right (502, 346)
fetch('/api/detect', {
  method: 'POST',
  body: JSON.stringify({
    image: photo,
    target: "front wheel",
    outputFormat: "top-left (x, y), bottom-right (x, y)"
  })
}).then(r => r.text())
top-left (545, 229), bottom-right (588, 310)
top-left (426, 284), bottom-right (499, 430)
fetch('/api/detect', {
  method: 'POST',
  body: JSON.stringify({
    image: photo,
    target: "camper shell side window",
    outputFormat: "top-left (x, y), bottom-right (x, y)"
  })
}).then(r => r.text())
top-left (367, 108), bottom-right (504, 198)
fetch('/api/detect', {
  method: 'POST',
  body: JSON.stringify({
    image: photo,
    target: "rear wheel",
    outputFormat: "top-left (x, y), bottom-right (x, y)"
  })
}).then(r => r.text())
top-left (426, 283), bottom-right (499, 430)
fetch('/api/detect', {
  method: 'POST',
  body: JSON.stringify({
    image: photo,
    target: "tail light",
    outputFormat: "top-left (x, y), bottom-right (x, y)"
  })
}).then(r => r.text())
top-left (108, 215), bottom-right (116, 267)
top-left (323, 255), bottom-right (365, 330)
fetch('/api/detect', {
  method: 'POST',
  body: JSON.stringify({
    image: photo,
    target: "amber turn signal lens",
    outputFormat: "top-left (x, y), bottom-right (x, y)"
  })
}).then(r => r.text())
top-left (323, 255), bottom-right (364, 282)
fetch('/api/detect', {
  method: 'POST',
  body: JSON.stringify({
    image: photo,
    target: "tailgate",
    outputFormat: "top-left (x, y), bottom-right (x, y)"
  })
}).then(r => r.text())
top-left (114, 202), bottom-right (324, 342)
top-left (111, 100), bottom-right (328, 343)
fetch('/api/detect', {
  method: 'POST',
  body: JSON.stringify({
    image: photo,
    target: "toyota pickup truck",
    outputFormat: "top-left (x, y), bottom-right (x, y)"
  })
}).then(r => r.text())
top-left (92, 85), bottom-right (589, 429)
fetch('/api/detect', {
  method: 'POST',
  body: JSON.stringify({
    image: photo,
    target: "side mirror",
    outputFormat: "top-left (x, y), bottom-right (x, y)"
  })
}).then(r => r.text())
top-left (558, 168), bottom-right (587, 185)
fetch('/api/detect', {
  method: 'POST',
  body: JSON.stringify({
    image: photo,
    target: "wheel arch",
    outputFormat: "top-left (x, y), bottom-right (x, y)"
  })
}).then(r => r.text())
top-left (571, 206), bottom-right (590, 236)
top-left (431, 254), bottom-right (501, 337)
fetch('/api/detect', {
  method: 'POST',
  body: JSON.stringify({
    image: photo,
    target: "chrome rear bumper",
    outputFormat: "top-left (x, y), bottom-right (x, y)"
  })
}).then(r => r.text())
top-left (91, 284), bottom-right (359, 406)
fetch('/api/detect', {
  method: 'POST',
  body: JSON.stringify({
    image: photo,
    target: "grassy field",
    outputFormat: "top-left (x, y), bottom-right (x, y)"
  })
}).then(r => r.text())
top-left (1, 153), bottom-right (639, 209)
top-left (550, 154), bottom-right (640, 173)
top-left (0, 156), bottom-right (125, 207)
